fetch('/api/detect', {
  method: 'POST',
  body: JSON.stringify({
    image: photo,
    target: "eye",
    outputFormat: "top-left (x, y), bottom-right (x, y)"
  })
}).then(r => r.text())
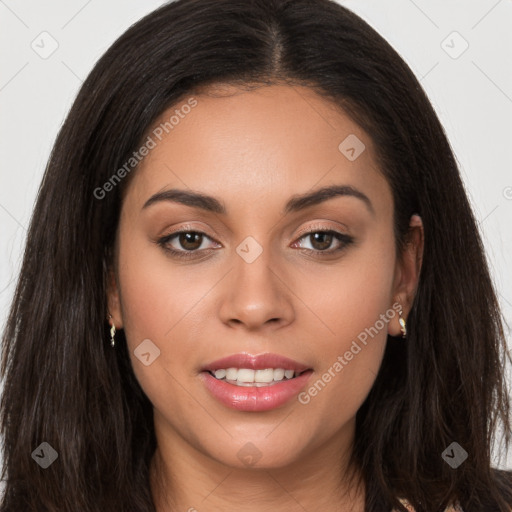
top-left (156, 226), bottom-right (354, 260)
top-left (157, 229), bottom-right (220, 259)
top-left (292, 228), bottom-right (354, 256)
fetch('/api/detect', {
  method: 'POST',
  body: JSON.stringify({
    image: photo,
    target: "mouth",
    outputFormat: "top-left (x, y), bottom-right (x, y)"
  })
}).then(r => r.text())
top-left (200, 352), bottom-right (313, 411)
top-left (206, 367), bottom-right (310, 387)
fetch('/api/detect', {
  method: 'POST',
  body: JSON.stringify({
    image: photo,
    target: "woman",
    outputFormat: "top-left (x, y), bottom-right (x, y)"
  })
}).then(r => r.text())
top-left (1, 0), bottom-right (511, 510)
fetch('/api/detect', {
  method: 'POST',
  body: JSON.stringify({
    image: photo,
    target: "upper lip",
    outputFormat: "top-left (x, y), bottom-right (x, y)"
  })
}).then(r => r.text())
top-left (201, 352), bottom-right (311, 372)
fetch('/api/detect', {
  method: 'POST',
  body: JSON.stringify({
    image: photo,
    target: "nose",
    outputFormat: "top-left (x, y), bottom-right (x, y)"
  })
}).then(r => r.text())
top-left (218, 246), bottom-right (295, 332)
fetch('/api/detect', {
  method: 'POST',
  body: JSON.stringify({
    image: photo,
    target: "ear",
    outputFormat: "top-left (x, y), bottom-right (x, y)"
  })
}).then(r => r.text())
top-left (106, 266), bottom-right (124, 329)
top-left (388, 214), bottom-right (424, 337)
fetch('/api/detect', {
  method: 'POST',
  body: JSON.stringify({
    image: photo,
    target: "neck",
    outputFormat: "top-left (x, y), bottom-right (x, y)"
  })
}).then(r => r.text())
top-left (149, 417), bottom-right (365, 512)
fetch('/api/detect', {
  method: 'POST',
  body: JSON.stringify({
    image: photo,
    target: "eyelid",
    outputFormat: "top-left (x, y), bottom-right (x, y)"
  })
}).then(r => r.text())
top-left (160, 223), bottom-right (219, 239)
top-left (157, 222), bottom-right (354, 259)
top-left (293, 221), bottom-right (350, 239)
top-left (160, 221), bottom-right (348, 243)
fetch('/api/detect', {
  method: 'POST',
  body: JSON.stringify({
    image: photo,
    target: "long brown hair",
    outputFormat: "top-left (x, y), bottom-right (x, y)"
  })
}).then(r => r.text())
top-left (1, 0), bottom-right (511, 510)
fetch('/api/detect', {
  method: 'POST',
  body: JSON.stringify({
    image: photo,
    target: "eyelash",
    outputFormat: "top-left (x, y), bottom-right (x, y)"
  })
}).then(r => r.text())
top-left (157, 226), bottom-right (354, 261)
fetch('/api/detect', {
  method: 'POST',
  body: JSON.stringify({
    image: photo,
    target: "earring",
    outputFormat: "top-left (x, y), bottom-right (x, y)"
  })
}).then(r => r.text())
top-left (398, 305), bottom-right (407, 338)
top-left (108, 314), bottom-right (116, 348)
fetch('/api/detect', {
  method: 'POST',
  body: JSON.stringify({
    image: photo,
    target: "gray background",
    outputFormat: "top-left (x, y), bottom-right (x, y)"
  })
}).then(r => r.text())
top-left (0, 0), bottom-right (511, 472)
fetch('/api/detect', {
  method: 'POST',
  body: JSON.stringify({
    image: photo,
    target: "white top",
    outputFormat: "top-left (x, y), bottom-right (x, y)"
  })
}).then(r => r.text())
top-left (394, 498), bottom-right (464, 511)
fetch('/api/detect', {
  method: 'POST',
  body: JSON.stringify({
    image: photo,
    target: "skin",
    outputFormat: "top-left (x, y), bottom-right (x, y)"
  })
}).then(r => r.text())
top-left (107, 84), bottom-right (424, 512)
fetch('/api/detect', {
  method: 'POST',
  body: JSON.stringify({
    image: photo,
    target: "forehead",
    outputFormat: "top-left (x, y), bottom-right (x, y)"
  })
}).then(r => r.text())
top-left (124, 84), bottom-right (390, 215)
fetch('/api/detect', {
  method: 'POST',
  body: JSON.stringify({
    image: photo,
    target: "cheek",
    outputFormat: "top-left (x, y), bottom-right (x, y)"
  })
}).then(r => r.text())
top-left (116, 227), bottom-right (211, 346)
top-left (115, 234), bottom-right (212, 401)
top-left (294, 228), bottom-right (396, 349)
top-left (293, 233), bottom-right (396, 421)
top-left (116, 251), bottom-right (212, 433)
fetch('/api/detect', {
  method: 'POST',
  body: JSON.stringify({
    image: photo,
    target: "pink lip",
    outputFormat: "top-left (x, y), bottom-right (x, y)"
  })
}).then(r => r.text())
top-left (200, 352), bottom-right (313, 412)
top-left (201, 352), bottom-right (310, 372)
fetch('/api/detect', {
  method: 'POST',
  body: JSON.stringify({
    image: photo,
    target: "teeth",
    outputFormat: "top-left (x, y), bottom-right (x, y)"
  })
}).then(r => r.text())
top-left (210, 367), bottom-right (302, 385)
top-left (255, 368), bottom-right (274, 383)
top-left (214, 369), bottom-right (226, 379)
top-left (273, 368), bottom-right (285, 380)
top-left (237, 369), bottom-right (255, 383)
top-left (225, 368), bottom-right (238, 380)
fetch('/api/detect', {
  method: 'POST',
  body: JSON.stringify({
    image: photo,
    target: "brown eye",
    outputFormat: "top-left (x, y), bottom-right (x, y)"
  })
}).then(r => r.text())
top-left (178, 232), bottom-right (203, 251)
top-left (293, 229), bottom-right (354, 257)
top-left (308, 232), bottom-right (334, 251)
top-left (157, 229), bottom-right (220, 260)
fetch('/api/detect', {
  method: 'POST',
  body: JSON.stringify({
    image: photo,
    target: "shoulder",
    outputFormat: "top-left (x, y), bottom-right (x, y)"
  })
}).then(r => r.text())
top-left (395, 470), bottom-right (512, 512)
top-left (395, 498), bottom-right (464, 511)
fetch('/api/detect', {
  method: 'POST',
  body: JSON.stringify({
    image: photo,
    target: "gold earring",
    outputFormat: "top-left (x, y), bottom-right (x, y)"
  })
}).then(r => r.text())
top-left (108, 314), bottom-right (116, 348)
top-left (398, 306), bottom-right (407, 338)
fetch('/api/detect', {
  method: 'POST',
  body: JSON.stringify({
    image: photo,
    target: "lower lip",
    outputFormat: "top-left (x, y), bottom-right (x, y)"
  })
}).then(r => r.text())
top-left (200, 370), bottom-right (313, 412)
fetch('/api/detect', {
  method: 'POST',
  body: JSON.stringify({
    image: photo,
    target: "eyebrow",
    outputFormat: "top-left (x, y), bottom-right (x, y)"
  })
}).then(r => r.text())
top-left (142, 184), bottom-right (375, 216)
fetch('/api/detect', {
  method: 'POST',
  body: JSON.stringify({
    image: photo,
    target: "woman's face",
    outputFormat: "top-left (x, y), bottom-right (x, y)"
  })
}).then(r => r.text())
top-left (108, 84), bottom-right (422, 470)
